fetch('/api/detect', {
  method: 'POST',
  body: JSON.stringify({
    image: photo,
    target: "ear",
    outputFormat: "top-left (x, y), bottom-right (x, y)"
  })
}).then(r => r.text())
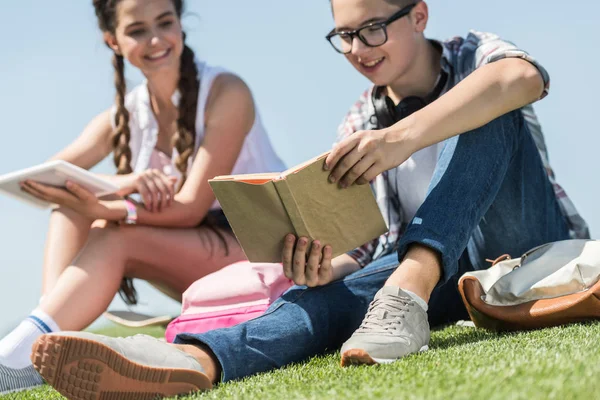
top-left (103, 31), bottom-right (121, 55)
top-left (412, 1), bottom-right (429, 34)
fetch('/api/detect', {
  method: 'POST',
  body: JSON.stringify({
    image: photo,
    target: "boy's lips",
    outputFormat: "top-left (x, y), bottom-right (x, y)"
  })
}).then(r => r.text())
top-left (360, 57), bottom-right (385, 68)
top-left (358, 56), bottom-right (385, 73)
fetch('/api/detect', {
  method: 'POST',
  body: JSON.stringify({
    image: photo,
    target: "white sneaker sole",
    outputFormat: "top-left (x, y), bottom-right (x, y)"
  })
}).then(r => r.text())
top-left (31, 334), bottom-right (212, 400)
top-left (341, 345), bottom-right (429, 366)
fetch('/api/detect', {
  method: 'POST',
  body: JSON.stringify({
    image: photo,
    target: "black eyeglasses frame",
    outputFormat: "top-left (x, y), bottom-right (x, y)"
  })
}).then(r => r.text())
top-left (325, 2), bottom-right (419, 54)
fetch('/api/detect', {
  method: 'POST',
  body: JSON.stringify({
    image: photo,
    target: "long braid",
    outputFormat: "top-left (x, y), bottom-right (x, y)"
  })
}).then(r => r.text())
top-left (112, 53), bottom-right (133, 175)
top-left (110, 53), bottom-right (138, 305)
top-left (174, 39), bottom-right (230, 255)
top-left (172, 41), bottom-right (198, 191)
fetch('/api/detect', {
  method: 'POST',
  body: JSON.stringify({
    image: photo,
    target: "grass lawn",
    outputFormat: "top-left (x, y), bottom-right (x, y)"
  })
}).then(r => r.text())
top-left (4, 321), bottom-right (600, 400)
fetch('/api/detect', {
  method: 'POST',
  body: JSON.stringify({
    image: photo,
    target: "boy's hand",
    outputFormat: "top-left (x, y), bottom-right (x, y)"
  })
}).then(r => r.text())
top-left (324, 126), bottom-right (417, 187)
top-left (282, 234), bottom-right (333, 287)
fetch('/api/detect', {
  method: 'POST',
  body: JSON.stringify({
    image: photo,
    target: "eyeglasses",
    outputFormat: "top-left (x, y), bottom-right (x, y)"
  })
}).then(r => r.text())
top-left (326, 3), bottom-right (418, 54)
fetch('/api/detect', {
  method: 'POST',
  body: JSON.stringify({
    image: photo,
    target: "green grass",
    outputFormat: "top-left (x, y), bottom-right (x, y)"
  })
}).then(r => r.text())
top-left (5, 322), bottom-right (600, 399)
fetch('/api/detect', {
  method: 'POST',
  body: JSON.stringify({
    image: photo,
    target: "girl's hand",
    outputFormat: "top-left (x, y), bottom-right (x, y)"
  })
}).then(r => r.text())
top-left (20, 180), bottom-right (119, 220)
top-left (116, 170), bottom-right (177, 212)
top-left (324, 126), bottom-right (418, 188)
top-left (281, 234), bottom-right (334, 287)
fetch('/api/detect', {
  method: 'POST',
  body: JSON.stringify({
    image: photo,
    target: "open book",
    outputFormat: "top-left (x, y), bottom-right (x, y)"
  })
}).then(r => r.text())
top-left (209, 152), bottom-right (388, 262)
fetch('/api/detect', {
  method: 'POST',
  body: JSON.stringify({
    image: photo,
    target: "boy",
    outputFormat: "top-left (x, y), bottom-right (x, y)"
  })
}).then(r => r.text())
top-left (31, 0), bottom-right (588, 398)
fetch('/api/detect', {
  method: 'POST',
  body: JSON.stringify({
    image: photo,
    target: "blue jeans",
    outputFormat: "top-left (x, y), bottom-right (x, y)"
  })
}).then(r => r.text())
top-left (175, 110), bottom-right (571, 382)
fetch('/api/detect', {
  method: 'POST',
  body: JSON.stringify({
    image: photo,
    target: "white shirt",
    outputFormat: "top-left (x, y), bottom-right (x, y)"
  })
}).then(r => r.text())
top-left (393, 142), bottom-right (443, 223)
top-left (111, 59), bottom-right (286, 209)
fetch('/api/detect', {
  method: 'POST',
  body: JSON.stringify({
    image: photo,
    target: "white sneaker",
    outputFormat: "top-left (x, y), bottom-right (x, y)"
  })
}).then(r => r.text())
top-left (341, 286), bottom-right (430, 366)
top-left (32, 332), bottom-right (212, 400)
top-left (0, 363), bottom-right (44, 395)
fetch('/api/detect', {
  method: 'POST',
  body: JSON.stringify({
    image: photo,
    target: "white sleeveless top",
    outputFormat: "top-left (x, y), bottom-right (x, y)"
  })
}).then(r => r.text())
top-left (111, 60), bottom-right (286, 209)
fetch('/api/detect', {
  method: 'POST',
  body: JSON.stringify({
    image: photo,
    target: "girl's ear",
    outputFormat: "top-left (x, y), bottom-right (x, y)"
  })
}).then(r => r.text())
top-left (103, 31), bottom-right (121, 55)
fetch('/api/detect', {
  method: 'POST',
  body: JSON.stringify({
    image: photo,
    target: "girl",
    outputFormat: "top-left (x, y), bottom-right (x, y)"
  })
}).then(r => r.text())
top-left (0, 0), bottom-right (284, 394)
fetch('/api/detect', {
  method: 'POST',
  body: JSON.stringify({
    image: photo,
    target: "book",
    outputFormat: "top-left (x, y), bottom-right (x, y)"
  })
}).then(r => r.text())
top-left (0, 160), bottom-right (120, 209)
top-left (209, 152), bottom-right (388, 263)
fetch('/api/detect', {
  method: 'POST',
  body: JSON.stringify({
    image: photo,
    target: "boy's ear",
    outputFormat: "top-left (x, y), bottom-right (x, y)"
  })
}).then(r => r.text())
top-left (103, 31), bottom-right (121, 55)
top-left (412, 1), bottom-right (429, 33)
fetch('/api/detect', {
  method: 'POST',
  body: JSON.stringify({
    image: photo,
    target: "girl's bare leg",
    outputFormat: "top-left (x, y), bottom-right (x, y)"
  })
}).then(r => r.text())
top-left (40, 224), bottom-right (245, 330)
top-left (41, 207), bottom-right (94, 296)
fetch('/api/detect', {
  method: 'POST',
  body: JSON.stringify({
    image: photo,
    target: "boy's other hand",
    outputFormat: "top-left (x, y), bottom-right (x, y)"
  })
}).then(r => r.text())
top-left (282, 234), bottom-right (333, 287)
top-left (324, 126), bottom-right (418, 187)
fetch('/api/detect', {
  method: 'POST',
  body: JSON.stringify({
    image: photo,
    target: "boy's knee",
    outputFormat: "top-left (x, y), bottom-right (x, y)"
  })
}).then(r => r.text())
top-left (450, 109), bottom-right (525, 156)
top-left (480, 109), bottom-right (525, 143)
top-left (489, 109), bottom-right (523, 130)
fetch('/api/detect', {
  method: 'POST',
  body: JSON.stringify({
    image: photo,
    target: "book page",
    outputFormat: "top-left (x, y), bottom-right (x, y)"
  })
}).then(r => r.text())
top-left (210, 172), bottom-right (281, 184)
top-left (282, 151), bottom-right (330, 177)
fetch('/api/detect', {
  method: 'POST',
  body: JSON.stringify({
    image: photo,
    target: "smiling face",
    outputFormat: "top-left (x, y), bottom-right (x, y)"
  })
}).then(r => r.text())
top-left (330, 0), bottom-right (427, 87)
top-left (104, 0), bottom-right (184, 77)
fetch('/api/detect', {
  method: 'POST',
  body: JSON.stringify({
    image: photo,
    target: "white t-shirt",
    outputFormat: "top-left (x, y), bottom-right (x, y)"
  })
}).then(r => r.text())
top-left (111, 59), bottom-right (286, 209)
top-left (391, 142), bottom-right (443, 223)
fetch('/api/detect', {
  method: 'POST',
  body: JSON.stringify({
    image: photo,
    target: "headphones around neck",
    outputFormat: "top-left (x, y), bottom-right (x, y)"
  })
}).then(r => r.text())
top-left (371, 68), bottom-right (448, 129)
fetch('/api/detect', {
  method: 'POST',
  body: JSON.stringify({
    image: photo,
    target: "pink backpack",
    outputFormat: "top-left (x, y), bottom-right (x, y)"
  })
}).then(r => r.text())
top-left (165, 261), bottom-right (293, 343)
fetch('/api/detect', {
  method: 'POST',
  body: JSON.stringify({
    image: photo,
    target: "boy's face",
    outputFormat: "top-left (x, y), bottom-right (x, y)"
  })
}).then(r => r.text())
top-left (330, 0), bottom-right (426, 87)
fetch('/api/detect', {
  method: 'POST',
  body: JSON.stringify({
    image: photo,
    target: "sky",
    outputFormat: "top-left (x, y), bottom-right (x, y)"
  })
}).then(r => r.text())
top-left (0, 0), bottom-right (598, 335)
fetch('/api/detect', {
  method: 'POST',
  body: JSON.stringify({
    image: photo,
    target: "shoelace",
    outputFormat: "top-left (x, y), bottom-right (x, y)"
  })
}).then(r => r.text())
top-left (356, 294), bottom-right (413, 334)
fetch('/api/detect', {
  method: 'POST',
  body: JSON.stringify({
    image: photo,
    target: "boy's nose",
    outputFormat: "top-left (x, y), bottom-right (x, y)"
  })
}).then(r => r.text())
top-left (350, 36), bottom-right (369, 56)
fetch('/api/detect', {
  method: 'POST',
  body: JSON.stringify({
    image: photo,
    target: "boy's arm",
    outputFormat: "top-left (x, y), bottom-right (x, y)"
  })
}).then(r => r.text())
top-left (334, 92), bottom-right (382, 267)
top-left (402, 56), bottom-right (544, 153)
top-left (325, 35), bottom-right (548, 186)
top-left (411, 31), bottom-right (548, 150)
top-left (331, 254), bottom-right (361, 281)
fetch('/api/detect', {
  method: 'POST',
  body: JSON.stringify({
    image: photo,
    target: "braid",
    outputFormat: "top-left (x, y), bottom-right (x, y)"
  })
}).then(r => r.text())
top-left (112, 53), bottom-right (133, 175)
top-left (172, 41), bottom-right (199, 192)
top-left (173, 38), bottom-right (231, 256)
top-left (111, 53), bottom-right (137, 305)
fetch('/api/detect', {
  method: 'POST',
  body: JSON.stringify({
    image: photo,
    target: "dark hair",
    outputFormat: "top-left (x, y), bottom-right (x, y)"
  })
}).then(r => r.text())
top-left (329, 0), bottom-right (416, 13)
top-left (384, 0), bottom-right (415, 6)
top-left (93, 0), bottom-right (226, 305)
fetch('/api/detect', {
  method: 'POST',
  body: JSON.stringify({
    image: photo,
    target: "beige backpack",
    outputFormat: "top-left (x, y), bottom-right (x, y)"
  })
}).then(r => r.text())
top-left (458, 239), bottom-right (600, 331)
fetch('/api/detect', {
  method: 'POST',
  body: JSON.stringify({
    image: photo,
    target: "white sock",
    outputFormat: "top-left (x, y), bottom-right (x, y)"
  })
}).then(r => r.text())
top-left (0, 309), bottom-right (61, 369)
top-left (401, 288), bottom-right (429, 312)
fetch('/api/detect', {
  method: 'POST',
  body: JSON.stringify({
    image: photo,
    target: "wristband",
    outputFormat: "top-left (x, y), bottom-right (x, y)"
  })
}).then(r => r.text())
top-left (123, 199), bottom-right (138, 225)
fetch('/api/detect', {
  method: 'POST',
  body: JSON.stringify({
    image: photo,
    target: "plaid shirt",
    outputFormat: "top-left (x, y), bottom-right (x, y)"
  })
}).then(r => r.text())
top-left (337, 30), bottom-right (590, 268)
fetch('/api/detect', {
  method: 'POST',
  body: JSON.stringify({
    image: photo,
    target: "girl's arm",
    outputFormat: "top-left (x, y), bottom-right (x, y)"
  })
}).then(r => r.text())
top-left (102, 73), bottom-right (256, 227)
top-left (49, 109), bottom-right (114, 169)
top-left (49, 108), bottom-right (177, 210)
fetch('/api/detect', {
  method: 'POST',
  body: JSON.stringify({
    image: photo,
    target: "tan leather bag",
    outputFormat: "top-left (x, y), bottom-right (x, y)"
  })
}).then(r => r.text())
top-left (458, 239), bottom-right (600, 331)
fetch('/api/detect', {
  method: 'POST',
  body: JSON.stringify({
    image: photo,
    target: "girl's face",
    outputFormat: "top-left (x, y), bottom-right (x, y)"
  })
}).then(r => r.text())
top-left (106, 0), bottom-right (184, 76)
top-left (330, 0), bottom-right (426, 87)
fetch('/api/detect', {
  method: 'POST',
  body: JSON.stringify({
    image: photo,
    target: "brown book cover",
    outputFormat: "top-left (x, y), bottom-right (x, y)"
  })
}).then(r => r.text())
top-left (209, 152), bottom-right (388, 262)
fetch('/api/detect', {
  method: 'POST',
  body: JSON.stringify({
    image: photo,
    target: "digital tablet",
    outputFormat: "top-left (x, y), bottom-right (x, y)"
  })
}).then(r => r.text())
top-left (0, 160), bottom-right (120, 209)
